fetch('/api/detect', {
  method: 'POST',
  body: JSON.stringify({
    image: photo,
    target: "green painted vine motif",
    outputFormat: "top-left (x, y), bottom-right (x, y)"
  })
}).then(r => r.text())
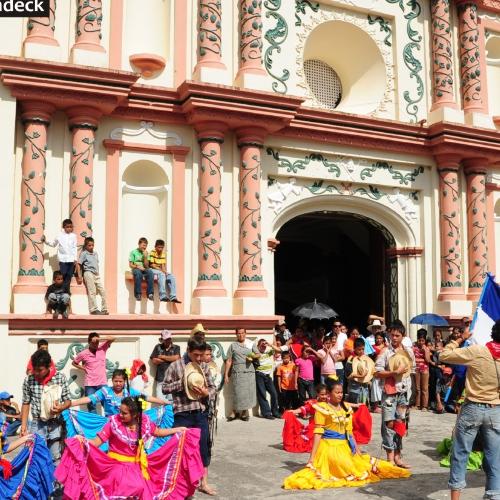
top-left (305, 180), bottom-right (384, 200)
top-left (27, 0), bottom-right (56, 33)
top-left (240, 0), bottom-right (263, 64)
top-left (239, 154), bottom-right (262, 281)
top-left (266, 148), bottom-right (341, 176)
top-left (264, 0), bottom-right (289, 94)
top-left (466, 176), bottom-right (488, 288)
top-left (295, 0), bottom-right (319, 27)
top-left (70, 135), bottom-right (94, 240)
top-left (20, 129), bottom-right (47, 275)
top-left (367, 15), bottom-right (392, 46)
top-left (360, 161), bottom-right (424, 185)
top-left (199, 1), bottom-right (222, 58)
top-left (439, 169), bottom-right (462, 287)
top-left (199, 146), bottom-right (223, 280)
top-left (77, 0), bottom-right (103, 39)
top-left (385, 0), bottom-right (424, 122)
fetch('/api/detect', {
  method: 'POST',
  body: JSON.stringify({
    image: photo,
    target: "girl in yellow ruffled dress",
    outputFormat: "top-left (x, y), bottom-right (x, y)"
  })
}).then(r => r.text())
top-left (283, 381), bottom-right (410, 490)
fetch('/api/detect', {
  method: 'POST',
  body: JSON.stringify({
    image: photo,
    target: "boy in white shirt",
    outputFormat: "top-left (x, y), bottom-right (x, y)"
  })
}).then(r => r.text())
top-left (43, 219), bottom-right (77, 290)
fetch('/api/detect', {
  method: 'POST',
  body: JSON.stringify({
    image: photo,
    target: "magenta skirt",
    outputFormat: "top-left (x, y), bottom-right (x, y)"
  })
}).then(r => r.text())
top-left (55, 429), bottom-right (204, 499)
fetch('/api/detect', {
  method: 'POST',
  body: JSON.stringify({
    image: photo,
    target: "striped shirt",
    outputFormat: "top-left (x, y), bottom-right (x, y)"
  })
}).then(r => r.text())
top-left (148, 250), bottom-right (166, 267)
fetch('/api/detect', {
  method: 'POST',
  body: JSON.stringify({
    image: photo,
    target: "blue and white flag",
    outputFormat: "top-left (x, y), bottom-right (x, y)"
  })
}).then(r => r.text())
top-left (470, 273), bottom-right (500, 345)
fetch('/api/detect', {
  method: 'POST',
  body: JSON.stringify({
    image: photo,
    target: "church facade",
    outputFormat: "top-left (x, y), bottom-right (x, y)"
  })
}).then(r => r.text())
top-left (0, 0), bottom-right (499, 410)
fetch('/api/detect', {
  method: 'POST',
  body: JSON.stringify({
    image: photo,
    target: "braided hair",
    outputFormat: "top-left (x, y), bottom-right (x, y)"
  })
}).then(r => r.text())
top-left (121, 396), bottom-right (143, 449)
top-left (112, 369), bottom-right (130, 393)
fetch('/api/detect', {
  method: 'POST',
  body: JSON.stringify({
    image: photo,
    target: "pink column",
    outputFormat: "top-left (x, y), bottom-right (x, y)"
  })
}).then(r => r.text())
top-left (431, 0), bottom-right (457, 110)
top-left (237, 0), bottom-right (265, 78)
top-left (67, 107), bottom-right (101, 247)
top-left (463, 159), bottom-right (489, 299)
top-left (104, 145), bottom-right (120, 314)
top-left (194, 0), bottom-right (226, 72)
top-left (171, 149), bottom-right (189, 312)
top-left (457, 1), bottom-right (485, 113)
top-left (193, 123), bottom-right (227, 297)
top-left (72, 0), bottom-right (105, 53)
top-left (436, 155), bottom-right (465, 300)
top-left (24, 0), bottom-right (58, 46)
top-left (15, 101), bottom-right (55, 291)
top-left (234, 127), bottom-right (267, 298)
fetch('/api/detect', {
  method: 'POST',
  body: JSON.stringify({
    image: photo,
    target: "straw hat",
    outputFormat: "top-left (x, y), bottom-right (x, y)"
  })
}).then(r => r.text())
top-left (367, 319), bottom-right (386, 333)
top-left (351, 355), bottom-right (375, 384)
top-left (388, 350), bottom-right (412, 379)
top-left (184, 362), bottom-right (207, 400)
top-left (190, 323), bottom-right (207, 336)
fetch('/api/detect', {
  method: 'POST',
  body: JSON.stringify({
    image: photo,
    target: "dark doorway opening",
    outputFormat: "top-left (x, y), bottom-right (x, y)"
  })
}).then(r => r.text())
top-left (274, 211), bottom-right (397, 329)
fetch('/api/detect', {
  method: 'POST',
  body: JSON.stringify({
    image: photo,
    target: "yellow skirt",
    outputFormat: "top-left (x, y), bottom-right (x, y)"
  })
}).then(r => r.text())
top-left (283, 438), bottom-right (410, 490)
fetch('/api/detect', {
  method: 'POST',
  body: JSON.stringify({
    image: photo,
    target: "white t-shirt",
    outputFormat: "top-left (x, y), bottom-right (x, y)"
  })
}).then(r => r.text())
top-left (402, 336), bottom-right (413, 349)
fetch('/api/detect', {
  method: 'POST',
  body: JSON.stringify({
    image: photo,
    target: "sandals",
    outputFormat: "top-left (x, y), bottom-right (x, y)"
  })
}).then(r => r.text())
top-left (198, 485), bottom-right (217, 496)
top-left (394, 460), bottom-right (411, 469)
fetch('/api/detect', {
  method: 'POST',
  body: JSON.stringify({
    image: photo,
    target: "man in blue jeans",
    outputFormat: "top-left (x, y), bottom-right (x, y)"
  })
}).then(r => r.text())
top-left (253, 339), bottom-right (281, 419)
top-left (128, 237), bottom-right (154, 301)
top-left (440, 320), bottom-right (500, 500)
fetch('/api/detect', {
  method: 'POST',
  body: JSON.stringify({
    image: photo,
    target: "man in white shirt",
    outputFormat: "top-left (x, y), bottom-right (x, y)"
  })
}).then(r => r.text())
top-left (366, 319), bottom-right (387, 346)
top-left (43, 218), bottom-right (77, 289)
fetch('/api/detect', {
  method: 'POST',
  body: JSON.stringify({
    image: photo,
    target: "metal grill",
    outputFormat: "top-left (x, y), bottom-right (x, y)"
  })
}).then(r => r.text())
top-left (303, 59), bottom-right (342, 109)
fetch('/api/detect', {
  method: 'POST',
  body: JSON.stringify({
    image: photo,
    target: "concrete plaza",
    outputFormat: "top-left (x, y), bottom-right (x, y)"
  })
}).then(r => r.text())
top-left (209, 410), bottom-right (486, 499)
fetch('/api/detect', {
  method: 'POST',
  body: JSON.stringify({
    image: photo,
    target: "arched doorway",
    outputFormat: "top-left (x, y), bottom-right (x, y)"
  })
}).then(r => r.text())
top-left (274, 210), bottom-right (397, 328)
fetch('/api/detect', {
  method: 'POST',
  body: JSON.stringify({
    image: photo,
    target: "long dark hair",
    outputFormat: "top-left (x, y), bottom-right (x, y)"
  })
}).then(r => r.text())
top-left (325, 379), bottom-right (349, 412)
top-left (112, 369), bottom-right (130, 393)
top-left (121, 396), bottom-right (143, 448)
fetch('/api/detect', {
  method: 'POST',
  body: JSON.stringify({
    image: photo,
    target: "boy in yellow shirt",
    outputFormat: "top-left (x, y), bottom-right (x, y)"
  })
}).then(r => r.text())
top-left (148, 239), bottom-right (181, 303)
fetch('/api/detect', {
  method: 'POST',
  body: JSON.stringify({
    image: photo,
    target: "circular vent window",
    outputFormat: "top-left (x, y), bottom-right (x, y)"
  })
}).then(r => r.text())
top-left (304, 59), bottom-right (342, 110)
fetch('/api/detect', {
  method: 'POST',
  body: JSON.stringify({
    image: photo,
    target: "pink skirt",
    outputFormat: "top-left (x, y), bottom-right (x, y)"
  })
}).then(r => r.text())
top-left (55, 429), bottom-right (204, 500)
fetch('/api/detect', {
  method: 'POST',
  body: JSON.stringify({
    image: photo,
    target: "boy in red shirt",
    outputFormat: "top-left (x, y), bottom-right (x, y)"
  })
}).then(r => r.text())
top-left (276, 352), bottom-right (299, 410)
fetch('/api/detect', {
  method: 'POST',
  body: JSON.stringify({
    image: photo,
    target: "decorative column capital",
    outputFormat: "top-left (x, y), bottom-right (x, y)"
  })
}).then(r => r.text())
top-left (66, 106), bottom-right (102, 130)
top-left (463, 157), bottom-right (488, 175)
top-left (435, 154), bottom-right (462, 170)
top-left (236, 126), bottom-right (267, 147)
top-left (195, 121), bottom-right (228, 143)
top-left (20, 101), bottom-right (55, 124)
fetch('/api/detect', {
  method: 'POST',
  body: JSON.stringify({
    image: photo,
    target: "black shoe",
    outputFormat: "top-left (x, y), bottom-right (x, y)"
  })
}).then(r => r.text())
top-left (100, 310), bottom-right (109, 315)
top-left (263, 414), bottom-right (275, 420)
top-left (160, 297), bottom-right (169, 302)
top-left (135, 295), bottom-right (142, 301)
top-left (171, 297), bottom-right (182, 304)
top-left (240, 415), bottom-right (249, 421)
top-left (148, 294), bottom-right (154, 301)
top-left (90, 310), bottom-right (101, 315)
top-left (272, 413), bottom-right (282, 419)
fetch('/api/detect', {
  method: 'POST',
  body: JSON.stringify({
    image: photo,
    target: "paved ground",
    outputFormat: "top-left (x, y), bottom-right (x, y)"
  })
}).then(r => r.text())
top-left (207, 410), bottom-right (487, 500)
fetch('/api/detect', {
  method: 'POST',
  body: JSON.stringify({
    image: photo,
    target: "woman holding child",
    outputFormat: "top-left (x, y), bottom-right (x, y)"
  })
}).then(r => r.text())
top-left (283, 380), bottom-right (410, 490)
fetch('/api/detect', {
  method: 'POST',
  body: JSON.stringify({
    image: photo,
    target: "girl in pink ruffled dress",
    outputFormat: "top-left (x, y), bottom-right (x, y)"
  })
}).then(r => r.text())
top-left (55, 396), bottom-right (204, 499)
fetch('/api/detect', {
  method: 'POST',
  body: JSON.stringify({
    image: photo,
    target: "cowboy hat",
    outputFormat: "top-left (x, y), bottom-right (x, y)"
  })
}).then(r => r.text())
top-left (367, 319), bottom-right (386, 332)
top-left (351, 355), bottom-right (375, 384)
top-left (388, 350), bottom-right (412, 379)
top-left (191, 323), bottom-right (207, 336)
top-left (184, 362), bottom-right (207, 400)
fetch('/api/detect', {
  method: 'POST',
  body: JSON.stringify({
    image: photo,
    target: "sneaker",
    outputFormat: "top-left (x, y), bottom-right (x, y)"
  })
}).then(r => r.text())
top-left (160, 297), bottom-right (169, 302)
top-left (148, 294), bottom-right (154, 301)
top-left (100, 310), bottom-right (109, 315)
top-left (135, 295), bottom-right (142, 301)
top-left (90, 310), bottom-right (101, 315)
top-left (171, 297), bottom-right (182, 304)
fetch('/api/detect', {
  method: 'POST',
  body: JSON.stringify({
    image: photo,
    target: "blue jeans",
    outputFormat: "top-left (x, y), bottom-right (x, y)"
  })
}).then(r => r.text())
top-left (85, 384), bottom-right (105, 413)
top-left (59, 261), bottom-right (75, 289)
top-left (132, 268), bottom-right (154, 297)
top-left (256, 372), bottom-right (279, 417)
top-left (47, 292), bottom-right (70, 312)
top-left (298, 378), bottom-right (316, 404)
top-left (174, 411), bottom-right (210, 467)
top-left (29, 418), bottom-right (63, 465)
top-left (6, 420), bottom-right (21, 436)
top-left (449, 402), bottom-right (500, 498)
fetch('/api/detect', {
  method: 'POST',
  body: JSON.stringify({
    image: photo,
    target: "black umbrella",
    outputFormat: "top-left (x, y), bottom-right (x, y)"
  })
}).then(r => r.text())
top-left (292, 299), bottom-right (338, 320)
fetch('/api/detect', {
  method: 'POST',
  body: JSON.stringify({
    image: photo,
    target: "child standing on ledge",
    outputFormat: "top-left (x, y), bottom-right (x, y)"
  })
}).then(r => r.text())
top-left (77, 236), bottom-right (108, 315)
top-left (43, 218), bottom-right (77, 290)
